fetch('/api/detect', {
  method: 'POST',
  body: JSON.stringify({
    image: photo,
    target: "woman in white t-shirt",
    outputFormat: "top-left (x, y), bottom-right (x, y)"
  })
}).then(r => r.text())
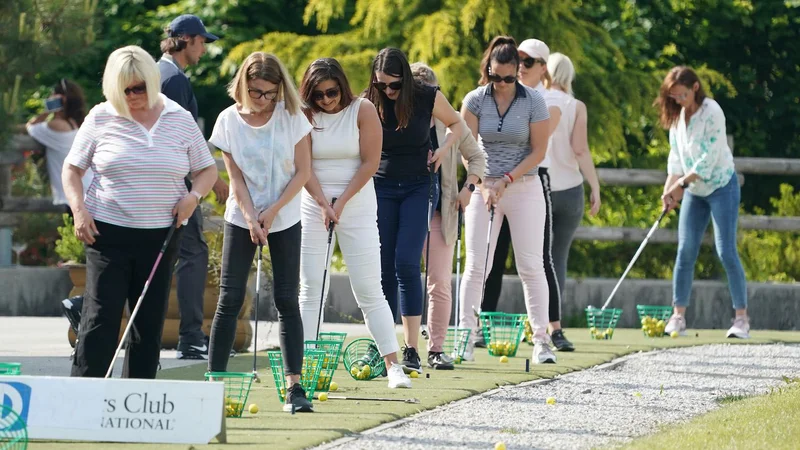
top-left (26, 79), bottom-right (94, 212)
top-left (297, 58), bottom-right (412, 389)
top-left (207, 52), bottom-right (314, 413)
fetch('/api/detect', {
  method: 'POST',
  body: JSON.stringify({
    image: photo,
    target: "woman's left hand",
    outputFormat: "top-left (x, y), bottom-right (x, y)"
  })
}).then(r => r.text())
top-left (661, 181), bottom-right (685, 212)
top-left (487, 180), bottom-right (507, 208)
top-left (456, 186), bottom-right (472, 212)
top-left (172, 194), bottom-right (198, 228)
top-left (428, 148), bottom-right (444, 173)
top-left (258, 207), bottom-right (278, 234)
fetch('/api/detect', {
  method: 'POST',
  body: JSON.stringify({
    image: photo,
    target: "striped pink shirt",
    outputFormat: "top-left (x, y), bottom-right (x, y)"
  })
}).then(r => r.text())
top-left (65, 94), bottom-right (215, 228)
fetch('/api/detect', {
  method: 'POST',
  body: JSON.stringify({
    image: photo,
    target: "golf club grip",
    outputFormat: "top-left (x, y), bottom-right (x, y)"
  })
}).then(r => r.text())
top-left (327, 197), bottom-right (338, 233)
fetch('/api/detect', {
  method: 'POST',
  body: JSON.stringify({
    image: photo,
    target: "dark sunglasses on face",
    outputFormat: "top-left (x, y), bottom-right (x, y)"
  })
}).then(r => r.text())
top-left (248, 88), bottom-right (279, 100)
top-left (488, 74), bottom-right (517, 84)
top-left (312, 87), bottom-right (341, 102)
top-left (521, 57), bottom-right (546, 69)
top-left (124, 83), bottom-right (147, 96)
top-left (372, 81), bottom-right (403, 91)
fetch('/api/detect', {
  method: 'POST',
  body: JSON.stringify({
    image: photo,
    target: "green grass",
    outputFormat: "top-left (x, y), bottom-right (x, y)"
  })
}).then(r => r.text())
top-left (28, 328), bottom-right (800, 450)
top-left (620, 380), bottom-right (800, 450)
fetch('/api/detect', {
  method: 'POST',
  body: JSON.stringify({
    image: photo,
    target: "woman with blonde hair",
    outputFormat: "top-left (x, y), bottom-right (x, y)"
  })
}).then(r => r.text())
top-left (63, 45), bottom-right (218, 379)
top-left (207, 52), bottom-right (314, 412)
top-left (410, 62), bottom-right (486, 370)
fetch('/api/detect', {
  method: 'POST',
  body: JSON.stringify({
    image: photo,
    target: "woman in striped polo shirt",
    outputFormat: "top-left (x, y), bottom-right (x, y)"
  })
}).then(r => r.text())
top-left (459, 36), bottom-right (557, 364)
top-left (63, 45), bottom-right (219, 379)
top-left (207, 52), bottom-right (314, 413)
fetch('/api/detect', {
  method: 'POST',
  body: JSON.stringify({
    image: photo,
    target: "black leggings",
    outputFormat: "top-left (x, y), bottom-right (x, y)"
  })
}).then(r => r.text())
top-left (482, 168), bottom-right (561, 323)
top-left (208, 222), bottom-right (303, 375)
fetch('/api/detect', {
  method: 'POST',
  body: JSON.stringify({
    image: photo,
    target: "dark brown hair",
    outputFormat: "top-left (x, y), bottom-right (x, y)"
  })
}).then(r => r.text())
top-left (479, 36), bottom-right (520, 86)
top-left (159, 27), bottom-right (197, 54)
top-left (365, 47), bottom-right (422, 129)
top-left (299, 58), bottom-right (356, 124)
top-left (53, 79), bottom-right (86, 126)
top-left (654, 66), bottom-right (707, 128)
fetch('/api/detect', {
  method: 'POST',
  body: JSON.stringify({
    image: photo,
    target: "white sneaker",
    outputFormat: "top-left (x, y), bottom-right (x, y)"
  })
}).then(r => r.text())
top-left (387, 364), bottom-right (412, 389)
top-left (726, 315), bottom-right (750, 339)
top-left (533, 341), bottom-right (556, 364)
top-left (461, 343), bottom-right (475, 362)
top-left (664, 314), bottom-right (687, 336)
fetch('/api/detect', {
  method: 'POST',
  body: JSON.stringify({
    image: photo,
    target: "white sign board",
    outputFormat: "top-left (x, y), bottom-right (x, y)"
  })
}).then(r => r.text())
top-left (0, 376), bottom-right (224, 444)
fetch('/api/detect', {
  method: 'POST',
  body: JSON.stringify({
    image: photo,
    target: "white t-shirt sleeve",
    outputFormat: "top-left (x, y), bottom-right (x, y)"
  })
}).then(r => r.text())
top-left (64, 109), bottom-right (98, 171)
top-left (183, 112), bottom-right (215, 172)
top-left (289, 110), bottom-right (312, 147)
top-left (26, 122), bottom-right (64, 149)
top-left (209, 108), bottom-right (231, 154)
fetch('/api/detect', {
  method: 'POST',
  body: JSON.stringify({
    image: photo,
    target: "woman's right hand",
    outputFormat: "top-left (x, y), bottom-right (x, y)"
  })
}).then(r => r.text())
top-left (321, 203), bottom-right (339, 230)
top-left (247, 218), bottom-right (268, 246)
top-left (73, 208), bottom-right (99, 245)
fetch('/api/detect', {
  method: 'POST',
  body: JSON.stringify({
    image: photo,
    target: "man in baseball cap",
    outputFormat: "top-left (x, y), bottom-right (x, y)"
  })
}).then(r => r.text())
top-left (158, 14), bottom-right (229, 361)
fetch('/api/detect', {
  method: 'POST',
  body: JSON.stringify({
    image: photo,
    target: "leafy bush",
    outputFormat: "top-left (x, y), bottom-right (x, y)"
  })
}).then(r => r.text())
top-left (55, 214), bottom-right (85, 264)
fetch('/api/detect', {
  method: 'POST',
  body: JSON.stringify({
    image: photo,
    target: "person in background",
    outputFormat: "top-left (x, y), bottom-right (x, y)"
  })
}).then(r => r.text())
top-left (365, 47), bottom-right (464, 374)
top-left (297, 58), bottom-right (412, 388)
top-left (207, 52), bottom-right (314, 412)
top-left (410, 62), bottom-right (486, 370)
top-left (25, 79), bottom-right (94, 215)
top-left (158, 14), bottom-right (230, 360)
top-left (63, 45), bottom-right (218, 379)
top-left (656, 66), bottom-right (749, 339)
top-left (459, 36), bottom-right (555, 364)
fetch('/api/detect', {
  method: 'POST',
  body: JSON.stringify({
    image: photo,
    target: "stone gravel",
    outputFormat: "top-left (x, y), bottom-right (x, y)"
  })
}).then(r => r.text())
top-left (314, 343), bottom-right (800, 450)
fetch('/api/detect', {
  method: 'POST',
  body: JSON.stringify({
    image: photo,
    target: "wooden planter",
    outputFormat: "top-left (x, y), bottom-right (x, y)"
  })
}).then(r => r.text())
top-left (66, 264), bottom-right (252, 352)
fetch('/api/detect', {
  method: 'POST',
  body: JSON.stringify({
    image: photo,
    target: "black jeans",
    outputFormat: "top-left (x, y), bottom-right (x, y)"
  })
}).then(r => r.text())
top-left (175, 206), bottom-right (208, 347)
top-left (71, 221), bottom-right (181, 379)
top-left (482, 168), bottom-right (561, 323)
top-left (208, 222), bottom-right (303, 375)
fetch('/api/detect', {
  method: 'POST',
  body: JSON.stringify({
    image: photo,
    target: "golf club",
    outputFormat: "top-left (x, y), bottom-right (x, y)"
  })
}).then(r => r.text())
top-left (451, 207), bottom-right (463, 355)
top-left (325, 395), bottom-right (420, 404)
top-left (316, 197), bottom-right (338, 340)
top-left (105, 218), bottom-right (178, 378)
top-left (421, 163), bottom-right (435, 340)
top-left (600, 208), bottom-right (669, 310)
top-left (479, 205), bottom-right (496, 307)
top-left (252, 241), bottom-right (263, 382)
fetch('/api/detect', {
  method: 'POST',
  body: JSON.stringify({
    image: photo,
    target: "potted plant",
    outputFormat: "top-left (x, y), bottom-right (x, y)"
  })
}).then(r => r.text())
top-left (55, 214), bottom-right (86, 296)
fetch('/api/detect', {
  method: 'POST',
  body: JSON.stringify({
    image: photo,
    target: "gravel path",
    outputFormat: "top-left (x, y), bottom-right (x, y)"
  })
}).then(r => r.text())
top-left (314, 343), bottom-right (800, 450)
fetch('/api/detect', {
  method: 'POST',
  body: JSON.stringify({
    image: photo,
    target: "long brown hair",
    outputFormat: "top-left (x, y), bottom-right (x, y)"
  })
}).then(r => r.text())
top-left (365, 47), bottom-right (421, 129)
top-left (654, 66), bottom-right (707, 128)
top-left (54, 79), bottom-right (86, 126)
top-left (479, 36), bottom-right (520, 86)
top-left (299, 58), bottom-right (356, 124)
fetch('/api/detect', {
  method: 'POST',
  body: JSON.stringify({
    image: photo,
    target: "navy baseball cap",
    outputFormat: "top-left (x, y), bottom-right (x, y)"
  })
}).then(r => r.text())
top-left (167, 14), bottom-right (219, 42)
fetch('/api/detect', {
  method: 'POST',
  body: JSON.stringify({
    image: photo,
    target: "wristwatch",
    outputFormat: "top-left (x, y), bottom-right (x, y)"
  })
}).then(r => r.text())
top-left (678, 179), bottom-right (689, 189)
top-left (190, 190), bottom-right (203, 204)
top-left (464, 183), bottom-right (475, 192)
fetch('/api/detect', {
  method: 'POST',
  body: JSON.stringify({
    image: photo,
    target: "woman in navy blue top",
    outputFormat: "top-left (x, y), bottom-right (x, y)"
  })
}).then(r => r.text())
top-left (364, 48), bottom-right (463, 374)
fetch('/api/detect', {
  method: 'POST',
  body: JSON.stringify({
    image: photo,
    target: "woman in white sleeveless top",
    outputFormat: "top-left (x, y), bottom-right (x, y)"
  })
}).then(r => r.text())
top-left (297, 58), bottom-right (412, 389)
top-left (541, 53), bottom-right (602, 319)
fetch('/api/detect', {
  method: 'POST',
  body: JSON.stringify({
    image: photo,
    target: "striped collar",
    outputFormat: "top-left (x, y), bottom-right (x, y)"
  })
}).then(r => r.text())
top-left (102, 93), bottom-right (184, 117)
top-left (483, 81), bottom-right (528, 99)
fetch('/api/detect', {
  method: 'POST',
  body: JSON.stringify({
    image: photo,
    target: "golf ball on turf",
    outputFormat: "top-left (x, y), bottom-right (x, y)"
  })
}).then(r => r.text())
top-left (329, 381), bottom-right (339, 391)
top-left (499, 356), bottom-right (509, 363)
top-left (670, 331), bottom-right (679, 338)
top-left (495, 442), bottom-right (506, 450)
top-left (248, 404), bottom-right (259, 414)
top-left (318, 393), bottom-right (328, 402)
top-left (546, 397), bottom-right (556, 405)
top-left (410, 371), bottom-right (419, 378)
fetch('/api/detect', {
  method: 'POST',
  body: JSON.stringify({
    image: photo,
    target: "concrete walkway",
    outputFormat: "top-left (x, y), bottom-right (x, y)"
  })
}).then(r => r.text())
top-left (0, 317), bottom-right (375, 377)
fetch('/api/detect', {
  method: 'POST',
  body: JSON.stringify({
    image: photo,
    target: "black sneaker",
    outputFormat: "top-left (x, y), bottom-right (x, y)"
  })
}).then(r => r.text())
top-left (283, 383), bottom-right (314, 413)
top-left (401, 346), bottom-right (422, 374)
top-left (177, 338), bottom-right (209, 360)
top-left (427, 352), bottom-right (454, 370)
top-left (550, 329), bottom-right (575, 352)
top-left (62, 295), bottom-right (83, 334)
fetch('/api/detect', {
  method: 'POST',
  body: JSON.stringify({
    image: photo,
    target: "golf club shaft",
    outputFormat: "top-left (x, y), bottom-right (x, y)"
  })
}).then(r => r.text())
top-left (253, 243), bottom-right (262, 374)
top-left (479, 205), bottom-right (496, 307)
top-left (601, 209), bottom-right (668, 310)
top-left (421, 163), bottom-right (434, 339)
top-left (316, 197), bottom-right (337, 340)
top-left (105, 220), bottom-right (177, 378)
top-left (455, 208), bottom-right (462, 330)
top-left (326, 395), bottom-right (420, 404)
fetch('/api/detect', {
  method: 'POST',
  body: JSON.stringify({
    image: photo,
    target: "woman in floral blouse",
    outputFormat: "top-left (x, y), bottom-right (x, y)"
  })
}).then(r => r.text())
top-left (655, 66), bottom-right (749, 339)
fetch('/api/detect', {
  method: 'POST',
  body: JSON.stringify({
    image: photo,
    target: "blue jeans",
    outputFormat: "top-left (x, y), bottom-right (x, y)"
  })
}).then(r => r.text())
top-left (673, 173), bottom-right (747, 310)
top-left (375, 175), bottom-right (439, 318)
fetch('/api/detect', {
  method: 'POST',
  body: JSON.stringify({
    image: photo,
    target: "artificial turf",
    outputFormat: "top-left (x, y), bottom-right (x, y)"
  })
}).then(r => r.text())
top-left (27, 328), bottom-right (800, 450)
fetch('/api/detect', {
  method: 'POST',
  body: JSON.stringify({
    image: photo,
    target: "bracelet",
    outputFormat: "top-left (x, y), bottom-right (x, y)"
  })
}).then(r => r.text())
top-left (504, 172), bottom-right (514, 184)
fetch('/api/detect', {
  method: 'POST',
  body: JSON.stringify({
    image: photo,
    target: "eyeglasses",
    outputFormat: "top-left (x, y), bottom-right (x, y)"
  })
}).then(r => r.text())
top-left (521, 57), bottom-right (546, 69)
top-left (124, 83), bottom-right (147, 96)
top-left (488, 74), bottom-right (517, 84)
top-left (669, 92), bottom-right (691, 101)
top-left (312, 87), bottom-right (340, 102)
top-left (248, 88), bottom-right (279, 100)
top-left (372, 81), bottom-right (403, 91)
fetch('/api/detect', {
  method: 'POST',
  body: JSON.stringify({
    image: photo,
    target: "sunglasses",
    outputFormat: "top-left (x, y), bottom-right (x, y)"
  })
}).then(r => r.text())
top-left (669, 92), bottom-right (691, 101)
top-left (372, 81), bottom-right (403, 91)
top-left (488, 74), bottom-right (517, 84)
top-left (124, 83), bottom-right (147, 96)
top-left (312, 87), bottom-right (341, 102)
top-left (521, 57), bottom-right (546, 69)
top-left (248, 88), bottom-right (279, 100)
